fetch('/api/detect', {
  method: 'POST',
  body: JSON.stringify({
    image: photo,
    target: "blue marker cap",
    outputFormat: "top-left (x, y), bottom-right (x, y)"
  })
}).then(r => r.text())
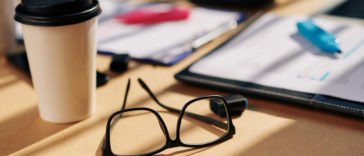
top-left (297, 19), bottom-right (341, 53)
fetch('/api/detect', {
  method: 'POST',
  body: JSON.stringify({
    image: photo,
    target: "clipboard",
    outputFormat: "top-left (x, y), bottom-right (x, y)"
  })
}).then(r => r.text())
top-left (97, 1), bottom-right (245, 66)
top-left (175, 13), bottom-right (364, 118)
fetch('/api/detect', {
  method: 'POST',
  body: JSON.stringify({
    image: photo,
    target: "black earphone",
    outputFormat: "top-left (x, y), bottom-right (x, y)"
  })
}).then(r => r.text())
top-left (97, 53), bottom-right (131, 87)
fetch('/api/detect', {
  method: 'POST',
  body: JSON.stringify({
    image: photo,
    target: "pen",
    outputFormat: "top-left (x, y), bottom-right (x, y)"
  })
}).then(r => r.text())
top-left (297, 19), bottom-right (341, 53)
top-left (191, 20), bottom-right (238, 49)
top-left (191, 11), bottom-right (265, 49)
top-left (141, 20), bottom-right (239, 65)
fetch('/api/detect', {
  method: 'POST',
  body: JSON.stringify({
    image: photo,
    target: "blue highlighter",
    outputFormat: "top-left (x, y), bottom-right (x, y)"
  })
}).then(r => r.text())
top-left (297, 19), bottom-right (341, 53)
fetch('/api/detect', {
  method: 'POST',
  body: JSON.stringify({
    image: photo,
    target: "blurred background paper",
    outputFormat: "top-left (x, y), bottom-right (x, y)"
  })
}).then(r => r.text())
top-left (97, 0), bottom-right (243, 65)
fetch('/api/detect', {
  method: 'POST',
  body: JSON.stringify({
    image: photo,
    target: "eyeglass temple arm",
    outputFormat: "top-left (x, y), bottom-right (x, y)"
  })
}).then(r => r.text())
top-left (137, 78), bottom-right (229, 130)
top-left (99, 78), bottom-right (132, 153)
top-left (183, 111), bottom-right (228, 130)
top-left (110, 78), bottom-right (131, 128)
top-left (121, 78), bottom-right (131, 111)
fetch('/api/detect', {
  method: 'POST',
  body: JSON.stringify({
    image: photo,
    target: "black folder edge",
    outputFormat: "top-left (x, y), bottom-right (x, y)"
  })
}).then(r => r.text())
top-left (175, 14), bottom-right (364, 119)
top-left (175, 68), bottom-right (364, 118)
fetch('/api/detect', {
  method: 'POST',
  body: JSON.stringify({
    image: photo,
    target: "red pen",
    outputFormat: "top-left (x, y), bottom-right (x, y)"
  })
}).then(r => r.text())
top-left (115, 6), bottom-right (190, 24)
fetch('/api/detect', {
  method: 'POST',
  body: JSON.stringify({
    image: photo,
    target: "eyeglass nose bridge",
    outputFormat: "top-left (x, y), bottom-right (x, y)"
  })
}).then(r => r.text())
top-left (166, 137), bottom-right (184, 148)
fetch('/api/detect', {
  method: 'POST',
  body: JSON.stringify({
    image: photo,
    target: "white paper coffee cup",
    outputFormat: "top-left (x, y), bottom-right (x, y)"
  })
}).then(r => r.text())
top-left (15, 0), bottom-right (102, 123)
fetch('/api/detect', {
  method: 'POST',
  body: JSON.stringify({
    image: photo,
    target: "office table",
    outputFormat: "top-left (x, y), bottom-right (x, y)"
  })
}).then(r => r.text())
top-left (1, 0), bottom-right (363, 155)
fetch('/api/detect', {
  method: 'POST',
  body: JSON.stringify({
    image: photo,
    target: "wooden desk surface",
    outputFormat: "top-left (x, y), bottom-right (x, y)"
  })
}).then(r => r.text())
top-left (1, 0), bottom-right (364, 155)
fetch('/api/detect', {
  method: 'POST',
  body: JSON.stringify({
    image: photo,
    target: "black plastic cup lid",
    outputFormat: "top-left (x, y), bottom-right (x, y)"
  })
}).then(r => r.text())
top-left (15, 0), bottom-right (102, 26)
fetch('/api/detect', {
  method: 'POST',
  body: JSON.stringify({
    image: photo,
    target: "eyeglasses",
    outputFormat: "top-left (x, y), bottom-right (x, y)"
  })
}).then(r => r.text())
top-left (98, 78), bottom-right (236, 156)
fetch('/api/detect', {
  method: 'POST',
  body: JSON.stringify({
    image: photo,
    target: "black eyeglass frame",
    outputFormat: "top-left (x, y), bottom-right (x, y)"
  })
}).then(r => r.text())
top-left (102, 79), bottom-right (236, 156)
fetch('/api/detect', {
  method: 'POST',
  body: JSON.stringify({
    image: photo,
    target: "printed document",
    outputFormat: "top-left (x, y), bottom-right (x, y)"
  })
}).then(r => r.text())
top-left (190, 14), bottom-right (364, 103)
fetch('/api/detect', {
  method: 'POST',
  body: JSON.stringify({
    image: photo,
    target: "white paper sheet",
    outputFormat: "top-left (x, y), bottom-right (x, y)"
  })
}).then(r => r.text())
top-left (190, 14), bottom-right (364, 103)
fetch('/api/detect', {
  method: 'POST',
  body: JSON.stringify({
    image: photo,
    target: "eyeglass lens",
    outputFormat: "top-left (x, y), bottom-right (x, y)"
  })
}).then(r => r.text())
top-left (180, 97), bottom-right (229, 145)
top-left (109, 110), bottom-right (166, 155)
